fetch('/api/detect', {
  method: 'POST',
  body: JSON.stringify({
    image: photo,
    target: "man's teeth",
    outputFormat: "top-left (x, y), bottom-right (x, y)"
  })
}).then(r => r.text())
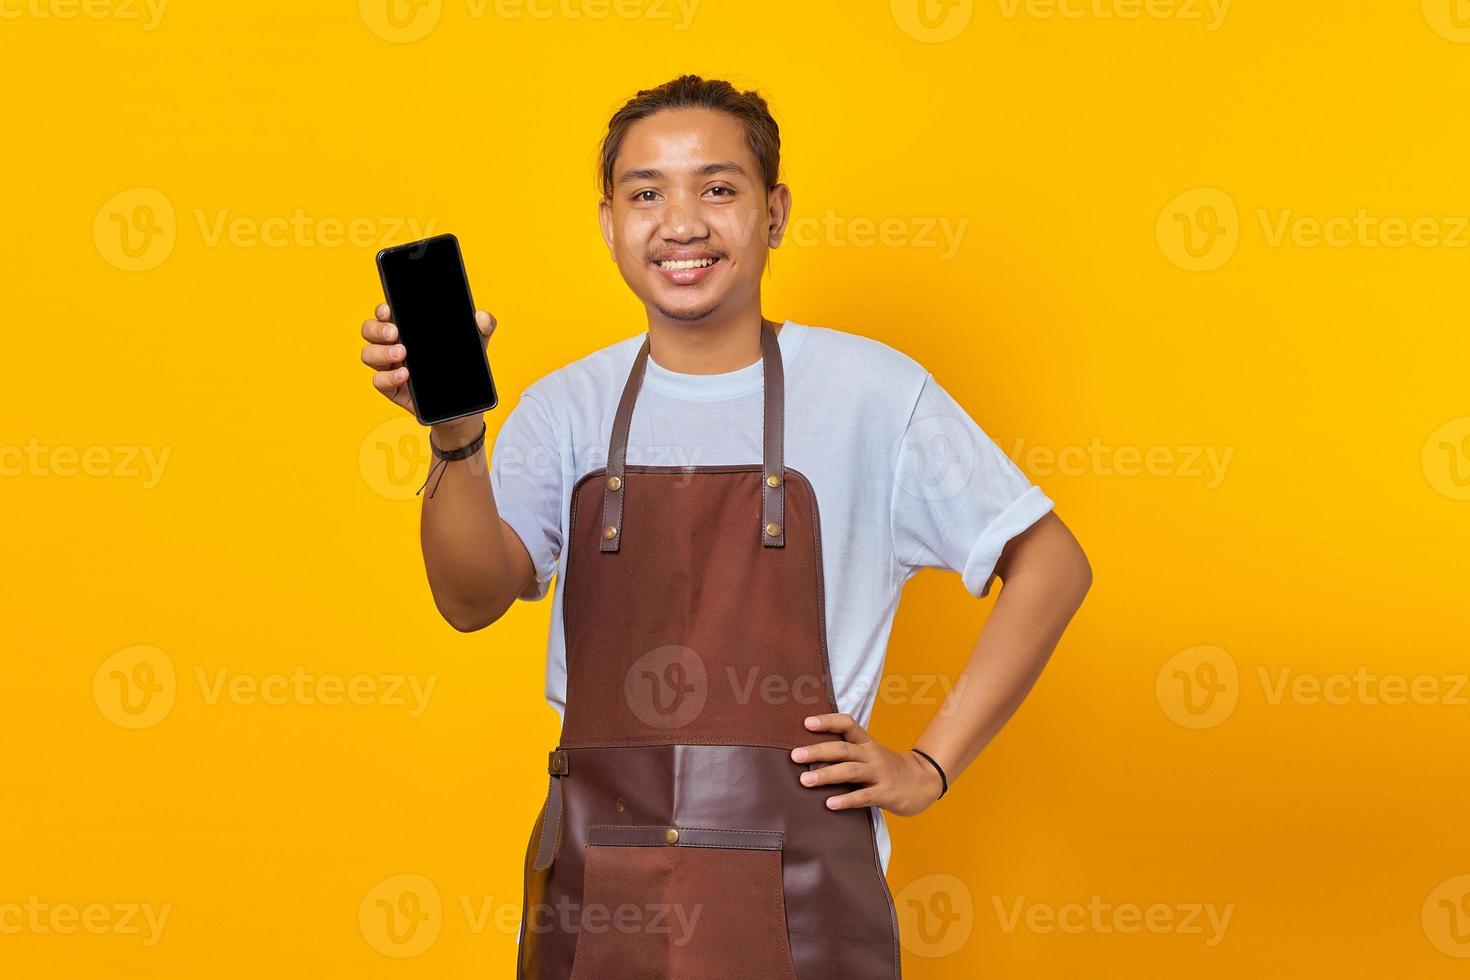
top-left (658, 258), bottom-right (717, 270)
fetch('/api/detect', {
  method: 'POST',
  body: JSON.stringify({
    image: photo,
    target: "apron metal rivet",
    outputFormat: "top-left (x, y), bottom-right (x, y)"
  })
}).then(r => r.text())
top-left (603, 525), bottom-right (618, 540)
top-left (765, 473), bottom-right (781, 488)
top-left (764, 522), bottom-right (782, 538)
top-left (664, 827), bottom-right (680, 845)
top-left (606, 475), bottom-right (622, 491)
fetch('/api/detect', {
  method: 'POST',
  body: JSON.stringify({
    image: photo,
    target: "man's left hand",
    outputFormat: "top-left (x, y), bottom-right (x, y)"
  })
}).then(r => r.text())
top-left (791, 713), bottom-right (943, 817)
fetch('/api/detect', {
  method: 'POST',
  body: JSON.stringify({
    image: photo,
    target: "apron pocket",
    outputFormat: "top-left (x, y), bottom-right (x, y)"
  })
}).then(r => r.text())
top-left (568, 825), bottom-right (799, 980)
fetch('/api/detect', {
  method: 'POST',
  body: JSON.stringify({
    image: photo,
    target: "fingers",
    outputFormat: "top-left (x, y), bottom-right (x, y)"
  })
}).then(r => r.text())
top-left (361, 341), bottom-right (407, 370)
top-left (363, 304), bottom-right (408, 403)
top-left (361, 316), bottom-right (398, 344)
top-left (475, 309), bottom-right (497, 340)
top-left (824, 786), bottom-right (878, 811)
top-left (371, 368), bottom-right (409, 394)
top-left (799, 761), bottom-right (867, 788)
top-left (790, 740), bottom-right (857, 765)
top-left (803, 713), bottom-right (871, 743)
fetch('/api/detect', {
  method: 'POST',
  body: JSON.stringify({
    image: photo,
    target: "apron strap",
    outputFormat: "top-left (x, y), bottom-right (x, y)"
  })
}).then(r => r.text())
top-left (599, 318), bottom-right (786, 552)
top-left (531, 749), bottom-right (569, 872)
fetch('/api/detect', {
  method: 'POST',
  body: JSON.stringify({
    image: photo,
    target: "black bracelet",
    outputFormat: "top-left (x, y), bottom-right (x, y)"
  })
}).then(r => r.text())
top-left (416, 421), bottom-right (487, 499)
top-left (911, 748), bottom-right (948, 800)
top-left (429, 421), bottom-right (487, 460)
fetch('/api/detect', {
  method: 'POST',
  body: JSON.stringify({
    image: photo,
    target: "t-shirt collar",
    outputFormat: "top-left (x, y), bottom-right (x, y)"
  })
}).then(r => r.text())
top-left (642, 320), bottom-right (804, 401)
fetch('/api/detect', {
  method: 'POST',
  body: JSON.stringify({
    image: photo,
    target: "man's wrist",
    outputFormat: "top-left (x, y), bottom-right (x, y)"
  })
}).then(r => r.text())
top-left (910, 748), bottom-right (948, 801)
top-left (431, 415), bottom-right (485, 452)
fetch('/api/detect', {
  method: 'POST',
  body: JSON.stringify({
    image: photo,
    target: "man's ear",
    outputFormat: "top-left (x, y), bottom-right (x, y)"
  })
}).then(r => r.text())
top-left (766, 183), bottom-right (792, 249)
top-left (598, 197), bottom-right (616, 259)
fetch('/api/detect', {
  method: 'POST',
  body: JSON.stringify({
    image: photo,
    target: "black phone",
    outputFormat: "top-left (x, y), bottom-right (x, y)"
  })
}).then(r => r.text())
top-left (376, 233), bottom-right (498, 425)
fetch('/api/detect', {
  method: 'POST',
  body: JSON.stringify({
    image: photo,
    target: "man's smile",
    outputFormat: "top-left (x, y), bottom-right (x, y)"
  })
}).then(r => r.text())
top-left (651, 249), bottom-right (724, 285)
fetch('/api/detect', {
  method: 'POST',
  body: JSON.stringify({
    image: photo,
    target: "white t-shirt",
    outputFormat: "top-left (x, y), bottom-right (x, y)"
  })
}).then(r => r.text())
top-left (489, 319), bottom-right (1055, 872)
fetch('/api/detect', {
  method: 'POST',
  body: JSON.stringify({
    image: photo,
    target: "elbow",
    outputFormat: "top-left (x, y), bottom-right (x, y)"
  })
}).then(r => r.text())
top-left (437, 595), bottom-right (508, 633)
top-left (446, 612), bottom-right (491, 633)
top-left (1064, 545), bottom-right (1093, 607)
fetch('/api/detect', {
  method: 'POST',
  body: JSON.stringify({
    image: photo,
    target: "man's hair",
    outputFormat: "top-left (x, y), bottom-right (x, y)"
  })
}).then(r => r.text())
top-left (598, 74), bottom-right (781, 200)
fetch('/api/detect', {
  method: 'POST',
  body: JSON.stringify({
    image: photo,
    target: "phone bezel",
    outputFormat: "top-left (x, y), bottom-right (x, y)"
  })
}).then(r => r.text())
top-left (375, 232), bottom-right (499, 426)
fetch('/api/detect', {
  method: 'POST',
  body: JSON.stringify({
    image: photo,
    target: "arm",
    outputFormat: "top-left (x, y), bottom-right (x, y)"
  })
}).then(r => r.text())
top-left (907, 511), bottom-right (1091, 796)
top-left (360, 303), bottom-right (536, 632)
top-left (793, 511), bottom-right (1091, 814)
top-left (419, 414), bottom-right (538, 632)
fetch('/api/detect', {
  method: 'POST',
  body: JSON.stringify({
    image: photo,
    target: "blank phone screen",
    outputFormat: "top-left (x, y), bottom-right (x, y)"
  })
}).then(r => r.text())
top-left (378, 235), bottom-right (497, 424)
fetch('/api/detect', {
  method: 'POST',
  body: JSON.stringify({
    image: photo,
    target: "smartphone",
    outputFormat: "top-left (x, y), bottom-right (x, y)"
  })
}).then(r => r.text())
top-left (376, 233), bottom-right (498, 425)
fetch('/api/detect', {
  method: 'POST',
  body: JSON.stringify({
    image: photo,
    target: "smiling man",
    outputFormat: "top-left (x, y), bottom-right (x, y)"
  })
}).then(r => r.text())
top-left (359, 74), bottom-right (1090, 979)
top-left (600, 106), bottom-right (773, 321)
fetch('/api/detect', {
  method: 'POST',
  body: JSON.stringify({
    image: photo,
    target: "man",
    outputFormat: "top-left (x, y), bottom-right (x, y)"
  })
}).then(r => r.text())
top-left (359, 74), bottom-right (1090, 979)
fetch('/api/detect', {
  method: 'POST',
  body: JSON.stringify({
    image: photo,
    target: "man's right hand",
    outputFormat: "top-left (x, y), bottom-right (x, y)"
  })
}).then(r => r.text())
top-left (359, 302), bottom-right (498, 422)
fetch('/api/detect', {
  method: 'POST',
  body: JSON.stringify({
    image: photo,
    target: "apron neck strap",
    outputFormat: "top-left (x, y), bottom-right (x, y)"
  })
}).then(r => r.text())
top-left (599, 318), bottom-right (786, 552)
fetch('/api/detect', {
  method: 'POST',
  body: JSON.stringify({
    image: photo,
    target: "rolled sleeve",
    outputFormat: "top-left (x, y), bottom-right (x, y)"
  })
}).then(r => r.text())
top-left (891, 373), bottom-right (1054, 598)
top-left (960, 484), bottom-right (1055, 597)
top-left (489, 392), bottom-right (564, 602)
top-left (495, 487), bottom-right (557, 601)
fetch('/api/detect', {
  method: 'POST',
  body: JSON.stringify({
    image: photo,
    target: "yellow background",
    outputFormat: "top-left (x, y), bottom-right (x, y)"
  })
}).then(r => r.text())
top-left (4, 0), bottom-right (1469, 976)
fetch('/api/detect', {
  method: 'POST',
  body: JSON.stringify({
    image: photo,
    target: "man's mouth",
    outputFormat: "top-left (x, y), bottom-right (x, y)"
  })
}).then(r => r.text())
top-left (651, 252), bottom-right (723, 285)
top-left (655, 257), bottom-right (719, 270)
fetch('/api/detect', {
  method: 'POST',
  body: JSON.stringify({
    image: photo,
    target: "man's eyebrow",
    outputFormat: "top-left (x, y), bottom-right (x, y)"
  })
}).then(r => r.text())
top-left (616, 161), bottom-right (750, 185)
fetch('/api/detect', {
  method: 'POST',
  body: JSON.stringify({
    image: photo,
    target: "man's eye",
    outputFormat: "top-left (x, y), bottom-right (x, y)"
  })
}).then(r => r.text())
top-left (706, 186), bottom-right (734, 198)
top-left (634, 190), bottom-right (660, 203)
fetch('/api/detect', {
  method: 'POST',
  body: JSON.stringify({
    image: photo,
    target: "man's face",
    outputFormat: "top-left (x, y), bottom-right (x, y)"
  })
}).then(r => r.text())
top-left (599, 107), bottom-right (790, 324)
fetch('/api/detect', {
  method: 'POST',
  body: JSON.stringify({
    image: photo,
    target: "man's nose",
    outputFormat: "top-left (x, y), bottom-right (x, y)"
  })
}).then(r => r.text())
top-left (660, 199), bottom-right (708, 241)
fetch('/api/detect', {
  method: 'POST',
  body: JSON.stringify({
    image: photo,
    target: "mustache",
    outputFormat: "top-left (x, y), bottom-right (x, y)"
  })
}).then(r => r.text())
top-left (647, 248), bottom-right (726, 261)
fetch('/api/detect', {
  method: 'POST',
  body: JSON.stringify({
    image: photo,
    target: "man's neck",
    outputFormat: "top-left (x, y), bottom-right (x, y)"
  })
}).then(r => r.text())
top-left (645, 306), bottom-right (777, 375)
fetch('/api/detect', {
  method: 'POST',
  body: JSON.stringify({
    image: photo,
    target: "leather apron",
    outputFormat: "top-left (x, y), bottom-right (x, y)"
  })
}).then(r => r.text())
top-left (517, 319), bottom-right (901, 979)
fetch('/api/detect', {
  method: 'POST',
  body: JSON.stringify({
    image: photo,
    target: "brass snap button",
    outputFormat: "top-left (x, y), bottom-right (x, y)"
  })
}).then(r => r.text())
top-left (664, 827), bottom-right (680, 845)
top-left (765, 473), bottom-right (782, 488)
top-left (606, 475), bottom-right (622, 491)
top-left (764, 522), bottom-right (782, 538)
top-left (603, 525), bottom-right (618, 540)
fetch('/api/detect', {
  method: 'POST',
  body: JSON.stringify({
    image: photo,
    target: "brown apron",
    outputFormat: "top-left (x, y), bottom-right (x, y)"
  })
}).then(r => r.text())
top-left (517, 319), bottom-right (901, 979)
